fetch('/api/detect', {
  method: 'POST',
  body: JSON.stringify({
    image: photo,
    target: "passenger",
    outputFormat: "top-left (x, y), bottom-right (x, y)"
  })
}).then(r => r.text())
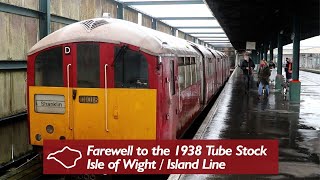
top-left (284, 58), bottom-right (293, 82)
top-left (269, 60), bottom-right (276, 85)
top-left (240, 52), bottom-right (255, 92)
top-left (269, 60), bottom-right (276, 69)
top-left (258, 60), bottom-right (271, 99)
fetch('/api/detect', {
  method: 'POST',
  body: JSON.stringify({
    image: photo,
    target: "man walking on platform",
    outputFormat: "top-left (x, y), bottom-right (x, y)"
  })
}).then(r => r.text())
top-left (258, 60), bottom-right (271, 99)
top-left (240, 52), bottom-right (255, 93)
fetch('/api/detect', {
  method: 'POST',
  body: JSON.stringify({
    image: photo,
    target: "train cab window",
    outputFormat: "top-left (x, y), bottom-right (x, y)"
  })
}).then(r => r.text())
top-left (170, 60), bottom-right (175, 95)
top-left (191, 57), bottom-right (196, 84)
top-left (185, 57), bottom-right (191, 87)
top-left (114, 47), bottom-right (149, 88)
top-left (178, 57), bottom-right (185, 90)
top-left (35, 47), bottom-right (63, 87)
top-left (77, 43), bottom-right (100, 88)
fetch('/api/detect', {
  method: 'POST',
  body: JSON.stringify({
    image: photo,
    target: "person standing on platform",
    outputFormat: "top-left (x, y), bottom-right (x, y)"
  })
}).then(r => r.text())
top-left (269, 60), bottom-right (276, 85)
top-left (240, 52), bottom-right (255, 92)
top-left (284, 58), bottom-right (293, 82)
top-left (258, 60), bottom-right (271, 99)
top-left (269, 60), bottom-right (276, 69)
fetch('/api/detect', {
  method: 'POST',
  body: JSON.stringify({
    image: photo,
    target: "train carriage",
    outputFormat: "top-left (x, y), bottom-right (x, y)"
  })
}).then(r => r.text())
top-left (27, 17), bottom-right (230, 146)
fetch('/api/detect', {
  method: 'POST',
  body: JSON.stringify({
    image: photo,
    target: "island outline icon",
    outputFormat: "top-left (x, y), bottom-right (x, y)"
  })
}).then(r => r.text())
top-left (47, 146), bottom-right (82, 169)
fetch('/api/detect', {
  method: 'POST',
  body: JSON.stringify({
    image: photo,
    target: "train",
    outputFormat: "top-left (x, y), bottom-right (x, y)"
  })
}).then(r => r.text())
top-left (27, 16), bottom-right (230, 146)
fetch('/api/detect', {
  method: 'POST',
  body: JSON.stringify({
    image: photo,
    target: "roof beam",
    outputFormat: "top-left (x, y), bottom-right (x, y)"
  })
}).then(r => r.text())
top-left (203, 40), bottom-right (230, 42)
top-left (158, 17), bottom-right (215, 20)
top-left (189, 32), bottom-right (225, 34)
top-left (205, 42), bottom-right (230, 43)
top-left (201, 39), bottom-right (229, 41)
top-left (0, 60), bottom-right (27, 70)
top-left (194, 36), bottom-right (227, 38)
top-left (176, 26), bottom-right (221, 29)
top-left (124, 0), bottom-right (204, 6)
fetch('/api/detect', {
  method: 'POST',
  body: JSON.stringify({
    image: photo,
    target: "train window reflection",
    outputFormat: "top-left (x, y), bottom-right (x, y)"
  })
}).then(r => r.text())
top-left (178, 57), bottom-right (185, 90)
top-left (191, 57), bottom-right (197, 84)
top-left (35, 47), bottom-right (63, 87)
top-left (77, 43), bottom-right (100, 88)
top-left (114, 47), bottom-right (149, 88)
top-left (185, 57), bottom-right (191, 87)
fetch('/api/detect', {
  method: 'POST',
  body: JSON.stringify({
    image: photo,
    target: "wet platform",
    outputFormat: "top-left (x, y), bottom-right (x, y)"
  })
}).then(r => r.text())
top-left (171, 68), bottom-right (320, 179)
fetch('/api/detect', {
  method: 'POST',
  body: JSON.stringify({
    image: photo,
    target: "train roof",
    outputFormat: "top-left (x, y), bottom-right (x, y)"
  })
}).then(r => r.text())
top-left (28, 17), bottom-right (199, 56)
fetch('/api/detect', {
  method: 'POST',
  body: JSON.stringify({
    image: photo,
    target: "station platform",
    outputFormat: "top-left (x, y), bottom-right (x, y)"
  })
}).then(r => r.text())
top-left (170, 68), bottom-right (320, 179)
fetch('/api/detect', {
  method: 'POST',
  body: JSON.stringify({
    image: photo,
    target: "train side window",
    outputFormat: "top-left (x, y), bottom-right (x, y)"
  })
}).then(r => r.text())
top-left (77, 43), bottom-right (100, 88)
top-left (35, 47), bottom-right (63, 87)
top-left (170, 60), bottom-right (175, 95)
top-left (178, 57), bottom-right (185, 90)
top-left (185, 57), bottom-right (191, 87)
top-left (207, 58), bottom-right (211, 76)
top-left (196, 57), bottom-right (201, 82)
top-left (114, 47), bottom-right (149, 88)
top-left (191, 57), bottom-right (196, 84)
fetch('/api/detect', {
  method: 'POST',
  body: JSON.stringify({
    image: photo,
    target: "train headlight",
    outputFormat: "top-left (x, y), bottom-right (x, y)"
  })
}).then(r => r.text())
top-left (35, 134), bottom-right (42, 141)
top-left (46, 125), bottom-right (54, 134)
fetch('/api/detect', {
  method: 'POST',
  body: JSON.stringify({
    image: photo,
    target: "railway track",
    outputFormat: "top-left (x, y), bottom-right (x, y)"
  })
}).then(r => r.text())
top-left (0, 154), bottom-right (42, 180)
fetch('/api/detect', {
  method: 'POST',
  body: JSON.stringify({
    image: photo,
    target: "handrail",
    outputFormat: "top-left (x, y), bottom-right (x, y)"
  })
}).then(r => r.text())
top-left (104, 64), bottom-right (109, 132)
top-left (67, 64), bottom-right (72, 130)
top-left (25, 78), bottom-right (27, 111)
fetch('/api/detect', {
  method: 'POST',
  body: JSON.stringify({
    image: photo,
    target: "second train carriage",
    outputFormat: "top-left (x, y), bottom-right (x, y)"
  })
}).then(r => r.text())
top-left (27, 17), bottom-right (230, 146)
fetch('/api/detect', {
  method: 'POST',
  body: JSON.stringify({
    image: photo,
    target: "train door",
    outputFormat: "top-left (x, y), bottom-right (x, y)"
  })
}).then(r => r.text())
top-left (190, 45), bottom-right (205, 105)
top-left (72, 43), bottom-right (105, 139)
top-left (72, 43), bottom-right (156, 140)
top-left (163, 57), bottom-right (178, 139)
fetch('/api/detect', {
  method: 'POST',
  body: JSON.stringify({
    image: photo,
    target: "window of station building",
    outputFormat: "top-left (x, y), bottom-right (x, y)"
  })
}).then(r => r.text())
top-left (35, 47), bottom-right (63, 87)
top-left (77, 43), bottom-right (100, 88)
top-left (114, 47), bottom-right (149, 88)
top-left (178, 57), bottom-right (185, 90)
top-left (185, 57), bottom-right (191, 87)
top-left (170, 60), bottom-right (175, 95)
top-left (191, 57), bottom-right (197, 84)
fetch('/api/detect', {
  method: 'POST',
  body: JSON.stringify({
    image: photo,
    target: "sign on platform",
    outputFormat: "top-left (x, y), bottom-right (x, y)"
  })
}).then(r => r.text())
top-left (246, 41), bottom-right (256, 50)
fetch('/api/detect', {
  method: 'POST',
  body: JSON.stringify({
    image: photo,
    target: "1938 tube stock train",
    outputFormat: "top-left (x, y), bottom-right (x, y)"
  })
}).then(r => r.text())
top-left (27, 16), bottom-right (230, 146)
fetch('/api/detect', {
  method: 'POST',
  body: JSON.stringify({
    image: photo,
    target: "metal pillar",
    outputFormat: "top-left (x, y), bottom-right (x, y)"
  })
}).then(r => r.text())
top-left (39, 0), bottom-right (50, 39)
top-left (290, 15), bottom-right (301, 102)
top-left (152, 18), bottom-right (157, 30)
top-left (117, 2), bottom-right (123, 19)
top-left (276, 32), bottom-right (284, 89)
top-left (251, 50), bottom-right (257, 64)
top-left (260, 45), bottom-right (264, 60)
top-left (263, 43), bottom-right (268, 61)
top-left (171, 28), bottom-right (176, 36)
top-left (270, 42), bottom-right (273, 62)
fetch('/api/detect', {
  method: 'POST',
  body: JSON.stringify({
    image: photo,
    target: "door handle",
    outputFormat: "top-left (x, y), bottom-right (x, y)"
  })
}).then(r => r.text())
top-left (72, 89), bottom-right (77, 100)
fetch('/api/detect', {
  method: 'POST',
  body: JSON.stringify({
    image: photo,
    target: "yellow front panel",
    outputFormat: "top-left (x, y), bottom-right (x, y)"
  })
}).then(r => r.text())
top-left (73, 88), bottom-right (156, 140)
top-left (29, 87), bottom-right (156, 145)
top-left (29, 86), bottom-right (73, 146)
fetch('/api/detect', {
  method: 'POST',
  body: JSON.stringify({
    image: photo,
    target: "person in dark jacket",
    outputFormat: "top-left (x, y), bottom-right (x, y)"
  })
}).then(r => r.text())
top-left (258, 60), bottom-right (271, 98)
top-left (240, 52), bottom-right (255, 91)
top-left (284, 58), bottom-right (293, 81)
top-left (269, 60), bottom-right (276, 69)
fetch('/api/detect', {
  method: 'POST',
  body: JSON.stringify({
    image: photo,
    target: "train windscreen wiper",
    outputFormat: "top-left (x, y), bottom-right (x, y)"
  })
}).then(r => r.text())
top-left (113, 45), bottom-right (128, 66)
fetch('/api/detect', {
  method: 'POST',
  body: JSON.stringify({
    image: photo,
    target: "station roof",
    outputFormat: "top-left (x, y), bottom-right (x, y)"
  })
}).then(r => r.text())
top-left (118, 0), bottom-right (232, 47)
top-left (205, 0), bottom-right (320, 50)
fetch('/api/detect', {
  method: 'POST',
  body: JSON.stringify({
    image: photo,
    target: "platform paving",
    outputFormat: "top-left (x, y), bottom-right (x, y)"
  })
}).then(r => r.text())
top-left (177, 68), bottom-right (320, 179)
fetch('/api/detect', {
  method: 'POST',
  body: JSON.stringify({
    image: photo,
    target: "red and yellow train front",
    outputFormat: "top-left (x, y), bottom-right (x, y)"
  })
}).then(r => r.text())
top-left (27, 42), bottom-right (160, 146)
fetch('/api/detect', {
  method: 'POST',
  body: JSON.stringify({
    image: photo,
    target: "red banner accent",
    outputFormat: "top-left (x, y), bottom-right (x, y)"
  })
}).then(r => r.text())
top-left (43, 140), bottom-right (278, 174)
